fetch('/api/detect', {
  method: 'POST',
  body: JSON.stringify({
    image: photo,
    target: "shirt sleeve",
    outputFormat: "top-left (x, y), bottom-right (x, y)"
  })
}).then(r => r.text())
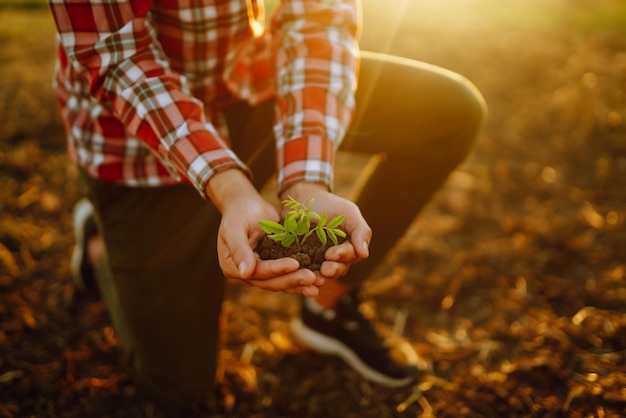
top-left (270, 0), bottom-right (361, 195)
top-left (47, 0), bottom-right (250, 199)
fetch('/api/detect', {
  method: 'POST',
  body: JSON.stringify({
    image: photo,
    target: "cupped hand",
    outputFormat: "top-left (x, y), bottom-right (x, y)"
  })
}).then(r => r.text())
top-left (206, 169), bottom-right (323, 296)
top-left (279, 182), bottom-right (372, 281)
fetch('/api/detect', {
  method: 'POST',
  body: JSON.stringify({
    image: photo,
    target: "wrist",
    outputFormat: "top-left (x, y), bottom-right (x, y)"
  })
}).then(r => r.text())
top-left (206, 168), bottom-right (257, 213)
top-left (279, 181), bottom-right (330, 202)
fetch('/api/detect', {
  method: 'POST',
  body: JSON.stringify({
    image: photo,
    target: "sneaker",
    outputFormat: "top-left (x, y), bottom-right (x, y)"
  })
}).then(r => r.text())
top-left (70, 198), bottom-right (100, 297)
top-left (291, 291), bottom-right (420, 388)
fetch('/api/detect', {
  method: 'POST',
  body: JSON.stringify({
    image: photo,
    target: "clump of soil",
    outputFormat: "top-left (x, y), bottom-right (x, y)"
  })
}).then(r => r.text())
top-left (257, 231), bottom-right (347, 271)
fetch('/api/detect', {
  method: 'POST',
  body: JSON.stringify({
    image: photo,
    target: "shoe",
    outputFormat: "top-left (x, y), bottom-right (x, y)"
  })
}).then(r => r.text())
top-left (70, 198), bottom-right (100, 297)
top-left (291, 291), bottom-right (420, 388)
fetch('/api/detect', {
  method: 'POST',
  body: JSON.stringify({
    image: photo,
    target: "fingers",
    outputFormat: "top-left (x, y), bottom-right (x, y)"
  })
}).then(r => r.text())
top-left (325, 241), bottom-right (354, 262)
top-left (319, 198), bottom-right (371, 261)
top-left (343, 208), bottom-right (372, 260)
top-left (280, 188), bottom-right (373, 261)
top-left (321, 227), bottom-right (370, 281)
top-left (243, 263), bottom-right (318, 292)
top-left (252, 257), bottom-right (302, 279)
top-left (215, 187), bottom-right (374, 296)
top-left (217, 233), bottom-right (257, 279)
top-left (352, 233), bottom-right (371, 259)
top-left (319, 260), bottom-right (350, 280)
top-left (218, 223), bottom-right (322, 294)
top-left (324, 236), bottom-right (370, 264)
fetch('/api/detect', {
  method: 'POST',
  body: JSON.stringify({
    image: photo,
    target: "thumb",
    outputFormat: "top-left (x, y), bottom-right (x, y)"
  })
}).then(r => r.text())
top-left (220, 222), bottom-right (258, 279)
top-left (351, 232), bottom-right (370, 259)
top-left (344, 208), bottom-right (372, 259)
top-left (237, 257), bottom-right (254, 279)
top-left (231, 240), bottom-right (257, 279)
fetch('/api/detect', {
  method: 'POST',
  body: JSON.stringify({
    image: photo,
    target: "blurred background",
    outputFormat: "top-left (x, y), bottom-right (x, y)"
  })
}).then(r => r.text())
top-left (1, 0), bottom-right (625, 417)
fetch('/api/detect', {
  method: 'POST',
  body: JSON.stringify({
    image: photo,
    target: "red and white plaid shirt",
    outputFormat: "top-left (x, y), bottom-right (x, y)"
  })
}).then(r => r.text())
top-left (48, 0), bottom-right (359, 198)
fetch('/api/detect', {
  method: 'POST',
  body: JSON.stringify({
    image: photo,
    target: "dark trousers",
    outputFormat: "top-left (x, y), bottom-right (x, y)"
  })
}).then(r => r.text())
top-left (82, 51), bottom-right (486, 407)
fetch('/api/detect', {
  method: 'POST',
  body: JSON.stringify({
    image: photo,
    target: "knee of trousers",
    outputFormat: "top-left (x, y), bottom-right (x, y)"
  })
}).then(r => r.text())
top-left (443, 74), bottom-right (488, 158)
top-left (404, 73), bottom-right (487, 167)
top-left (348, 61), bottom-right (488, 160)
top-left (389, 79), bottom-right (487, 166)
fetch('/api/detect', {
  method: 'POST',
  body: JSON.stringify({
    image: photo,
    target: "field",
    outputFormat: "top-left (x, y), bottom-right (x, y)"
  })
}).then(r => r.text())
top-left (1, 0), bottom-right (625, 417)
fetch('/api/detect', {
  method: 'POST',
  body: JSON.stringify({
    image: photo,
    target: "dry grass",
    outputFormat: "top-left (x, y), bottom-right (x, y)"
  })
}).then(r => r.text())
top-left (1, 1), bottom-right (625, 417)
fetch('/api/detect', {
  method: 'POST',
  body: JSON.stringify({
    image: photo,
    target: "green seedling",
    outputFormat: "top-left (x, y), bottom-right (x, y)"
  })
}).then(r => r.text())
top-left (259, 196), bottom-right (347, 248)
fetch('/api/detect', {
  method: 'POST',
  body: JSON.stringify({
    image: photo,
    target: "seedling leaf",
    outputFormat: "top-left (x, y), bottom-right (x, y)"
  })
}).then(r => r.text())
top-left (295, 217), bottom-right (310, 235)
top-left (268, 232), bottom-right (288, 242)
top-left (282, 233), bottom-right (297, 247)
top-left (259, 196), bottom-right (346, 249)
top-left (259, 220), bottom-right (285, 235)
top-left (318, 212), bottom-right (327, 227)
top-left (316, 228), bottom-right (327, 245)
top-left (327, 228), bottom-right (338, 245)
top-left (327, 215), bottom-right (345, 229)
top-left (285, 215), bottom-right (298, 233)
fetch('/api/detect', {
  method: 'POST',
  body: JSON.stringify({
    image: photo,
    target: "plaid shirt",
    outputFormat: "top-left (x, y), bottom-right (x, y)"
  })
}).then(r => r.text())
top-left (48, 0), bottom-right (359, 198)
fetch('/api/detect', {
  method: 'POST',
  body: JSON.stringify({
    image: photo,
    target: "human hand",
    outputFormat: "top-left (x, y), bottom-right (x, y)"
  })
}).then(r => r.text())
top-left (206, 170), bottom-right (323, 296)
top-left (279, 182), bottom-right (372, 281)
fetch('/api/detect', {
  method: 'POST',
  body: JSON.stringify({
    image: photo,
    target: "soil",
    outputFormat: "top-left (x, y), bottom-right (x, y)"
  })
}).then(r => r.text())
top-left (1, 2), bottom-right (626, 417)
top-left (256, 229), bottom-right (347, 271)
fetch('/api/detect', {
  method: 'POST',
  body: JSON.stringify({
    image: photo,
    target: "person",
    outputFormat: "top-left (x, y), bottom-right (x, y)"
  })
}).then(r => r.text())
top-left (49, 0), bottom-right (486, 410)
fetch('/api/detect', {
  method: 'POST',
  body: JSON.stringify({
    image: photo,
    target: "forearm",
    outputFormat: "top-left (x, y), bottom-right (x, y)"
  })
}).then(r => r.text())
top-left (49, 0), bottom-right (248, 199)
top-left (279, 181), bottom-right (329, 203)
top-left (206, 169), bottom-right (260, 215)
top-left (271, 0), bottom-right (361, 196)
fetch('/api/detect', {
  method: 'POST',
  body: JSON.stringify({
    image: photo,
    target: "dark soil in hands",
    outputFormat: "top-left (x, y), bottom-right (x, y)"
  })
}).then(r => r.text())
top-left (257, 233), bottom-right (347, 271)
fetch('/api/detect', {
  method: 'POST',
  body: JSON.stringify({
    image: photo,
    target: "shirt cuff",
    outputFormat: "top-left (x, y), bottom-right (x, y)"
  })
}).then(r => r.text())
top-left (168, 130), bottom-right (252, 200)
top-left (276, 136), bottom-right (335, 196)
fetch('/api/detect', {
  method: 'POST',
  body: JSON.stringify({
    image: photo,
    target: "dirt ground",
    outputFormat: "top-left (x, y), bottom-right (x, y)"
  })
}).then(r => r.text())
top-left (1, 1), bottom-right (625, 417)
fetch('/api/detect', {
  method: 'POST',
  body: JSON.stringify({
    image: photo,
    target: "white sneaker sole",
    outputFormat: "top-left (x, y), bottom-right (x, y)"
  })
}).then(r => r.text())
top-left (70, 198), bottom-right (94, 290)
top-left (290, 317), bottom-right (416, 388)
